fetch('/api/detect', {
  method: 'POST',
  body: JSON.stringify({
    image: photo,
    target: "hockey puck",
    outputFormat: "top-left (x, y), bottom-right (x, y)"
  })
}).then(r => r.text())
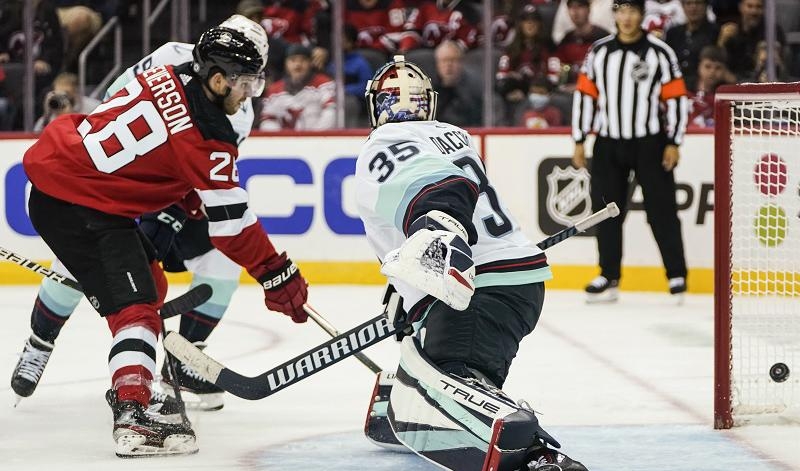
top-left (769, 363), bottom-right (790, 383)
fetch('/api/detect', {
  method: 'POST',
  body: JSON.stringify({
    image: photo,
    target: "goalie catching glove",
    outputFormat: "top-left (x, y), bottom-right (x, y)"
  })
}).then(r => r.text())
top-left (258, 252), bottom-right (308, 323)
top-left (381, 210), bottom-right (475, 311)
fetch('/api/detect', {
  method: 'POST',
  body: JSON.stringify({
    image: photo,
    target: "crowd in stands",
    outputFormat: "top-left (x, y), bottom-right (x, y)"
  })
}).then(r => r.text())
top-left (0, 0), bottom-right (798, 131)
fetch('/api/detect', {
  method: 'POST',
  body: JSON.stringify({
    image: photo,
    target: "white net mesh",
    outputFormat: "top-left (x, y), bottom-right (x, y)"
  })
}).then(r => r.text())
top-left (728, 98), bottom-right (800, 423)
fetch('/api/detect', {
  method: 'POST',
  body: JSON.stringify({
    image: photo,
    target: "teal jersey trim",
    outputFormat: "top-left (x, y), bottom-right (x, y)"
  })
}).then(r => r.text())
top-left (190, 275), bottom-right (239, 319)
top-left (104, 73), bottom-right (132, 100)
top-left (374, 155), bottom-right (475, 231)
top-left (474, 266), bottom-right (553, 289)
top-left (39, 277), bottom-right (82, 317)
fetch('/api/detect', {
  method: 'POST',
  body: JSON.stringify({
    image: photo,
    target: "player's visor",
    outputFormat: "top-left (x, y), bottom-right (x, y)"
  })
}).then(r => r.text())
top-left (228, 73), bottom-right (266, 97)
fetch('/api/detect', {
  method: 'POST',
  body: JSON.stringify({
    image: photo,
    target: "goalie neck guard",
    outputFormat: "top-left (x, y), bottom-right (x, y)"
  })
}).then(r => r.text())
top-left (366, 55), bottom-right (438, 128)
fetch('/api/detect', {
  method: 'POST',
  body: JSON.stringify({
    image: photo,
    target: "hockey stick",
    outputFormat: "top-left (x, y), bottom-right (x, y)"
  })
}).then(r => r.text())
top-left (163, 203), bottom-right (622, 401)
top-left (0, 246), bottom-right (213, 319)
top-left (535, 202), bottom-right (619, 250)
top-left (304, 303), bottom-right (383, 374)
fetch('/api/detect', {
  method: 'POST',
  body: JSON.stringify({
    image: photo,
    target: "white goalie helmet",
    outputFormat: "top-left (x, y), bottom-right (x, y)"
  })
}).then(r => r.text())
top-left (365, 55), bottom-right (438, 128)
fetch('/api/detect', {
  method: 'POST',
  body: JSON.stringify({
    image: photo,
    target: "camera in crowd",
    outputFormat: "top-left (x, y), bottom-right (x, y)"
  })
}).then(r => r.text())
top-left (47, 92), bottom-right (74, 112)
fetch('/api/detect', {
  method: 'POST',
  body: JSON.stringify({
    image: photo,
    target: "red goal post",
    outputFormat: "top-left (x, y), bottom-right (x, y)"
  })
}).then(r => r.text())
top-left (714, 82), bottom-right (800, 429)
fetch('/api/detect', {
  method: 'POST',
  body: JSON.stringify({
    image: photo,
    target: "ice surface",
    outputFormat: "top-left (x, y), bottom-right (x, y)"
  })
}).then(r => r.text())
top-left (1, 285), bottom-right (798, 470)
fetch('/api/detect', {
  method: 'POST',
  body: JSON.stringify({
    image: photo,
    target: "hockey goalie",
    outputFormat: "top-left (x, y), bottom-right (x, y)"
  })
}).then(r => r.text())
top-left (353, 55), bottom-right (589, 471)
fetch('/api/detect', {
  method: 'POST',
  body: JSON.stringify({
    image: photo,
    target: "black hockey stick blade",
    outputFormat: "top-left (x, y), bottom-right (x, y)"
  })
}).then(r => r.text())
top-left (160, 284), bottom-right (213, 319)
top-left (1, 245), bottom-right (212, 319)
top-left (164, 313), bottom-right (396, 400)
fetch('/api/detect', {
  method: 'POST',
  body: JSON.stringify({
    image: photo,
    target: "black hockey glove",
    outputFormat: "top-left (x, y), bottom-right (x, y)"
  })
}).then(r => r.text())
top-left (139, 205), bottom-right (187, 261)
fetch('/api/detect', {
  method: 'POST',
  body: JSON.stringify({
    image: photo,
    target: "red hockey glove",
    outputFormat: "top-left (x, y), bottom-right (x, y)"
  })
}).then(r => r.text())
top-left (258, 252), bottom-right (308, 323)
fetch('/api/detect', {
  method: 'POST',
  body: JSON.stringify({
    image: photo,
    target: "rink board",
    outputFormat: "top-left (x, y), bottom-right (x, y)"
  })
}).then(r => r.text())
top-left (0, 129), bottom-right (715, 291)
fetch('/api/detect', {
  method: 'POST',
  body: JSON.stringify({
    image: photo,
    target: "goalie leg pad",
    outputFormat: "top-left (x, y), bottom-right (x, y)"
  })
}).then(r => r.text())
top-left (388, 337), bottom-right (559, 471)
top-left (364, 371), bottom-right (409, 451)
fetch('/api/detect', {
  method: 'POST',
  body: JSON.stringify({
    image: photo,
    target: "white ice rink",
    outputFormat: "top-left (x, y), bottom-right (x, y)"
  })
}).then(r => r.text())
top-left (1, 284), bottom-right (798, 470)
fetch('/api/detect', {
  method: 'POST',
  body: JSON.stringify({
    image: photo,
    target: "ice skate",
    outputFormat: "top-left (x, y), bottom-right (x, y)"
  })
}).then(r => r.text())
top-left (161, 341), bottom-right (224, 411)
top-left (10, 334), bottom-right (54, 404)
top-left (668, 277), bottom-right (686, 305)
top-left (584, 276), bottom-right (618, 303)
top-left (525, 443), bottom-right (588, 471)
top-left (106, 389), bottom-right (197, 458)
top-left (148, 388), bottom-right (186, 421)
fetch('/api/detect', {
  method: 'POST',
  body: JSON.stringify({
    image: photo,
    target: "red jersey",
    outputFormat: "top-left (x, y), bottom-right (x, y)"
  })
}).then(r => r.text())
top-left (262, 0), bottom-right (321, 45)
top-left (24, 64), bottom-right (278, 280)
top-left (399, 0), bottom-right (480, 51)
top-left (346, 0), bottom-right (408, 53)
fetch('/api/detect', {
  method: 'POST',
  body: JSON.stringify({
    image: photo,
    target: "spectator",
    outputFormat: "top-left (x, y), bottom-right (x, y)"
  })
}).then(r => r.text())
top-left (328, 24), bottom-right (373, 127)
top-left (492, 0), bottom-right (541, 48)
top-left (643, 0), bottom-right (686, 37)
top-left (556, 0), bottom-right (610, 91)
top-left (687, 45), bottom-right (726, 127)
top-left (261, 0), bottom-right (329, 71)
top-left (520, 76), bottom-right (563, 128)
top-left (53, 1), bottom-right (106, 73)
top-left (398, 0), bottom-right (481, 53)
top-left (0, 0), bottom-right (63, 81)
top-left (665, 0), bottom-right (719, 90)
top-left (709, 0), bottom-right (740, 24)
top-left (553, 0), bottom-right (615, 44)
top-left (0, 0), bottom-right (63, 128)
top-left (496, 5), bottom-right (557, 125)
top-left (33, 71), bottom-right (100, 131)
top-left (748, 39), bottom-right (789, 83)
top-left (719, 0), bottom-right (786, 81)
top-left (431, 39), bottom-right (482, 127)
top-left (259, 44), bottom-right (336, 130)
top-left (346, 0), bottom-right (407, 55)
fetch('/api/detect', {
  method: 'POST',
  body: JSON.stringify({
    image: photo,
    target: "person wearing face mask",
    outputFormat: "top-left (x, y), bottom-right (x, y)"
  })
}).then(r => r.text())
top-left (571, 0), bottom-right (689, 303)
top-left (520, 77), bottom-right (563, 128)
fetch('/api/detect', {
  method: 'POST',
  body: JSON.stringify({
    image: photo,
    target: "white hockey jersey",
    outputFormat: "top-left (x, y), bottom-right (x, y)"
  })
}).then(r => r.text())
top-left (355, 120), bottom-right (552, 312)
top-left (104, 42), bottom-right (254, 145)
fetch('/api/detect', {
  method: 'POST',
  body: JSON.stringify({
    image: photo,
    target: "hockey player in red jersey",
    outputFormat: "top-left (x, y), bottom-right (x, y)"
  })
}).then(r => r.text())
top-left (21, 19), bottom-right (308, 458)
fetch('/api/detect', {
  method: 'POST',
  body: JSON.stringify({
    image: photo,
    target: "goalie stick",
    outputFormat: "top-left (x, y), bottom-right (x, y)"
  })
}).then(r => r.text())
top-left (163, 202), bottom-right (621, 401)
top-left (0, 246), bottom-right (213, 319)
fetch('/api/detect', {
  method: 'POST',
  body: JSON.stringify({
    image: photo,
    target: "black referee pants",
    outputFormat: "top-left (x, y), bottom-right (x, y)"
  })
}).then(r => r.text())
top-left (590, 135), bottom-right (687, 281)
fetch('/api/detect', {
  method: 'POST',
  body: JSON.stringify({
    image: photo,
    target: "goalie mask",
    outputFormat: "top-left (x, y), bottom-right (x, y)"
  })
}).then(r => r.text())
top-left (192, 14), bottom-right (269, 97)
top-left (366, 55), bottom-right (438, 128)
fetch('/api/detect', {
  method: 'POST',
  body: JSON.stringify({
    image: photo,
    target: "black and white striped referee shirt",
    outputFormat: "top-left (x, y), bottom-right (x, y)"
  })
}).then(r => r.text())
top-left (572, 32), bottom-right (688, 145)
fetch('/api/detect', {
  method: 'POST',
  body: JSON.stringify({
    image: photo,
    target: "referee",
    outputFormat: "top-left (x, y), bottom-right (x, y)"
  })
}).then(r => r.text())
top-left (571, 0), bottom-right (688, 302)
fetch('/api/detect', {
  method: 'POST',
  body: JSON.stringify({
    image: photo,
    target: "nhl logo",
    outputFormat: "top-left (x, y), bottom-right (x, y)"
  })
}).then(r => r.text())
top-left (631, 59), bottom-right (650, 82)
top-left (89, 296), bottom-right (100, 309)
top-left (545, 166), bottom-right (592, 226)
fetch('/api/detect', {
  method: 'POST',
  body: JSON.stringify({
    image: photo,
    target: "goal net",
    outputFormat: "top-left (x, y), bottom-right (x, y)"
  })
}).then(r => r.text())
top-left (714, 83), bottom-right (800, 429)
